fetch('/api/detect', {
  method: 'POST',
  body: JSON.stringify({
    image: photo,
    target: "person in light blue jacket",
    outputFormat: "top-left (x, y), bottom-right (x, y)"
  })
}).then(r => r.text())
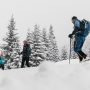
top-left (69, 16), bottom-right (90, 62)
top-left (0, 51), bottom-right (5, 70)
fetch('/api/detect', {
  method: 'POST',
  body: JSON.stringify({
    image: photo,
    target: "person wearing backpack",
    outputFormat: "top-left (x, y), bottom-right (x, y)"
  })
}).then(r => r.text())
top-left (68, 16), bottom-right (90, 62)
top-left (21, 40), bottom-right (31, 68)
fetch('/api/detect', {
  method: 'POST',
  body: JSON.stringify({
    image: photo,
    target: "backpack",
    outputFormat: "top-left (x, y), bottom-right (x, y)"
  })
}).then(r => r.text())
top-left (23, 44), bottom-right (31, 57)
top-left (80, 19), bottom-right (88, 30)
top-left (79, 19), bottom-right (90, 37)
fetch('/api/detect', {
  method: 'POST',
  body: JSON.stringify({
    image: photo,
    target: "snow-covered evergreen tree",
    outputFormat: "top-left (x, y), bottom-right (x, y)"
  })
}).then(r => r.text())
top-left (26, 28), bottom-right (33, 43)
top-left (3, 15), bottom-right (20, 69)
top-left (61, 46), bottom-right (68, 60)
top-left (48, 25), bottom-right (60, 62)
top-left (42, 28), bottom-right (50, 60)
top-left (30, 25), bottom-right (45, 66)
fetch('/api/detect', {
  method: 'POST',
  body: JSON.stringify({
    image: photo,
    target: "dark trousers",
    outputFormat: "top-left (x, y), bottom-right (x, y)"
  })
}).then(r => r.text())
top-left (74, 36), bottom-right (85, 52)
top-left (21, 56), bottom-right (30, 68)
top-left (74, 36), bottom-right (87, 61)
top-left (0, 64), bottom-right (4, 70)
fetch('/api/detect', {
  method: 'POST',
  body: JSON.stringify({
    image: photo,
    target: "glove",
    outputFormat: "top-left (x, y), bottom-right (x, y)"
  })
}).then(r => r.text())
top-left (68, 34), bottom-right (73, 38)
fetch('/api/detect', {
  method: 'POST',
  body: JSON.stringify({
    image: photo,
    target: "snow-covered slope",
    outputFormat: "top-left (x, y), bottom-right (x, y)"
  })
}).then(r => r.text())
top-left (0, 59), bottom-right (90, 90)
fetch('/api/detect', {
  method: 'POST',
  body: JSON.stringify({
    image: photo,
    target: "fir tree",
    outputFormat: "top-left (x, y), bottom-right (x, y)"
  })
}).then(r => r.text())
top-left (61, 46), bottom-right (68, 60)
top-left (31, 25), bottom-right (45, 66)
top-left (42, 28), bottom-right (50, 60)
top-left (48, 25), bottom-right (60, 62)
top-left (3, 15), bottom-right (20, 69)
top-left (26, 28), bottom-right (33, 43)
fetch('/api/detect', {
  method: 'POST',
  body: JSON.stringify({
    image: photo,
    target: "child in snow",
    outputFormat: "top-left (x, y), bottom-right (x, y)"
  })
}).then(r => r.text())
top-left (0, 50), bottom-right (5, 70)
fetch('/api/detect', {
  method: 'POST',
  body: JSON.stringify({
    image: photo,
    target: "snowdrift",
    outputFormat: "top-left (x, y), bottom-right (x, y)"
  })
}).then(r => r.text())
top-left (0, 59), bottom-right (90, 90)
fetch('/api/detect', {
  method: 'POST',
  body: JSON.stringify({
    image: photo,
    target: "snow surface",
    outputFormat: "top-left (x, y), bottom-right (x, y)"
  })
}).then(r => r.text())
top-left (0, 59), bottom-right (90, 90)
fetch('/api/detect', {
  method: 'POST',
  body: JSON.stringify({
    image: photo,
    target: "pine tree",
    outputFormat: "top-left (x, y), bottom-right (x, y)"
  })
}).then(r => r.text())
top-left (26, 28), bottom-right (33, 43)
top-left (61, 46), bottom-right (68, 60)
top-left (31, 25), bottom-right (45, 66)
top-left (3, 15), bottom-right (20, 69)
top-left (48, 25), bottom-right (60, 62)
top-left (42, 28), bottom-right (50, 60)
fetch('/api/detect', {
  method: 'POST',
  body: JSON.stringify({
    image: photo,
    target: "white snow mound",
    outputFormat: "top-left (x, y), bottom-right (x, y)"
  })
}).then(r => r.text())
top-left (0, 59), bottom-right (90, 90)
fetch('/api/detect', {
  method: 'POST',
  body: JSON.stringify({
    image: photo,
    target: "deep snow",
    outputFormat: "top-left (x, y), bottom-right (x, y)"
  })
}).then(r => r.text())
top-left (0, 59), bottom-right (90, 90)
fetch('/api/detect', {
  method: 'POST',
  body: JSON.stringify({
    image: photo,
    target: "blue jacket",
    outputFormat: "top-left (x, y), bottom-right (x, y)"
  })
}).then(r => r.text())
top-left (0, 56), bottom-right (5, 64)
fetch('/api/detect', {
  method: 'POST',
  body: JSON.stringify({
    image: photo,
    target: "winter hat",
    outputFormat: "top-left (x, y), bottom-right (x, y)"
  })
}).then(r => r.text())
top-left (23, 40), bottom-right (28, 44)
top-left (72, 16), bottom-right (77, 20)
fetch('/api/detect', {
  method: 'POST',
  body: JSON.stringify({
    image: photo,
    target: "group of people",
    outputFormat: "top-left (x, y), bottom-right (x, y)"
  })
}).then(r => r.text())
top-left (0, 40), bottom-right (31, 70)
top-left (0, 16), bottom-right (90, 70)
top-left (21, 17), bottom-right (90, 64)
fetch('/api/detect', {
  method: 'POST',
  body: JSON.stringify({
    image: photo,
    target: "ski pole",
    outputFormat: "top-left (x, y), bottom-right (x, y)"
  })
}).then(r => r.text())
top-left (69, 38), bottom-right (72, 64)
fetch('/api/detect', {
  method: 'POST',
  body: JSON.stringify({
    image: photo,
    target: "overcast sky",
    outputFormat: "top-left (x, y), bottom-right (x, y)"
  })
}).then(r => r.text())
top-left (0, 0), bottom-right (90, 48)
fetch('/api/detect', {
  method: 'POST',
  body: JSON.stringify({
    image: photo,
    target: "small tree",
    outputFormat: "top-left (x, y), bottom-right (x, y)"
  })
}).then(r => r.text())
top-left (42, 28), bottom-right (50, 60)
top-left (48, 25), bottom-right (60, 62)
top-left (26, 28), bottom-right (33, 43)
top-left (3, 15), bottom-right (20, 69)
top-left (61, 46), bottom-right (68, 60)
top-left (30, 25), bottom-right (45, 66)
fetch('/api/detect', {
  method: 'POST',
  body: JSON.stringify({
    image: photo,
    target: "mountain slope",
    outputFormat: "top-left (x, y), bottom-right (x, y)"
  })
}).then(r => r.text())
top-left (0, 59), bottom-right (90, 90)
